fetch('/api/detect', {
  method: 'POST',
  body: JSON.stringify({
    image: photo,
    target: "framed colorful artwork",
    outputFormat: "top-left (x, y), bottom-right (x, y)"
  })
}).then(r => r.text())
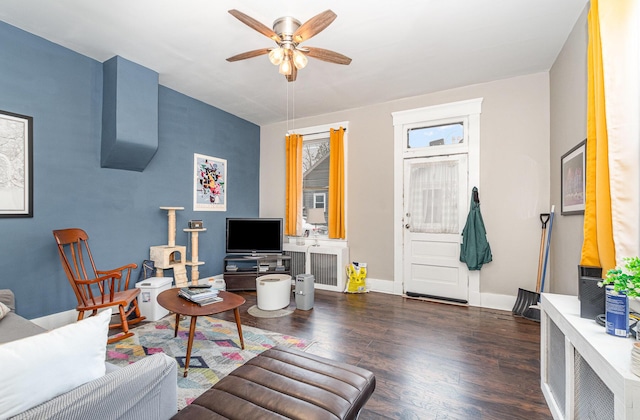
top-left (193, 153), bottom-right (226, 211)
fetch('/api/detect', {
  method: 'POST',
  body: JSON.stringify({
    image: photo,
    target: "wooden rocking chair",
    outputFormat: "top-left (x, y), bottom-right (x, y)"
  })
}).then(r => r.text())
top-left (53, 228), bottom-right (145, 344)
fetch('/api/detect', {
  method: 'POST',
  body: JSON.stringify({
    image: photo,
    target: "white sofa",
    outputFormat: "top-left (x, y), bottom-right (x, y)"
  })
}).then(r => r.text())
top-left (0, 290), bottom-right (178, 420)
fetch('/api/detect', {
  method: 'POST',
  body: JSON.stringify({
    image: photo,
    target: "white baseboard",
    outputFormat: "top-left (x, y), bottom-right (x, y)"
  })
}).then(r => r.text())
top-left (479, 293), bottom-right (517, 312)
top-left (365, 277), bottom-right (395, 294)
top-left (367, 277), bottom-right (516, 312)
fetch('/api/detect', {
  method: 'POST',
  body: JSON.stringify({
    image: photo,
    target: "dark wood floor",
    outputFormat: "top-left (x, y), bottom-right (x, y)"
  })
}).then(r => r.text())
top-left (212, 289), bottom-right (552, 420)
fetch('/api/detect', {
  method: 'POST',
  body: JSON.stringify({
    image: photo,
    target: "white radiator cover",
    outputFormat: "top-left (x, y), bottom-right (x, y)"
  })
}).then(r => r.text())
top-left (283, 243), bottom-right (349, 292)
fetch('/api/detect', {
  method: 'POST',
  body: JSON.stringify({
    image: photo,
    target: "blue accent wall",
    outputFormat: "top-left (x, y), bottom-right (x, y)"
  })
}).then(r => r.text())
top-left (0, 21), bottom-right (260, 319)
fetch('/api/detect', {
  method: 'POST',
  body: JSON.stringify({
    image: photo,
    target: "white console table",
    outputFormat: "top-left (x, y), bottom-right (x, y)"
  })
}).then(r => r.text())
top-left (540, 293), bottom-right (640, 419)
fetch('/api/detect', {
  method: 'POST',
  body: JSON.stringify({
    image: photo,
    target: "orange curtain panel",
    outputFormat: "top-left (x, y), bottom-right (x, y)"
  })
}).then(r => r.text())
top-left (285, 134), bottom-right (303, 236)
top-left (580, 0), bottom-right (615, 274)
top-left (328, 127), bottom-right (345, 239)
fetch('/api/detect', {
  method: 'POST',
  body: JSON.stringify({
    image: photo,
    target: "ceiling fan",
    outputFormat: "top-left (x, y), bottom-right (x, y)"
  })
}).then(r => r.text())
top-left (226, 9), bottom-right (352, 82)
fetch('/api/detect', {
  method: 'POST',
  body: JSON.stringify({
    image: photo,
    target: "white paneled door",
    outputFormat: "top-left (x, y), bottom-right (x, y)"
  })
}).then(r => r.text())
top-left (403, 154), bottom-right (469, 302)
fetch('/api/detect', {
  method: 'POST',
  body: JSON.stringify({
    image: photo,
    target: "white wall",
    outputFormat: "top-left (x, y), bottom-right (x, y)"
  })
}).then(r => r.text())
top-left (549, 5), bottom-right (589, 295)
top-left (260, 72), bottom-right (551, 308)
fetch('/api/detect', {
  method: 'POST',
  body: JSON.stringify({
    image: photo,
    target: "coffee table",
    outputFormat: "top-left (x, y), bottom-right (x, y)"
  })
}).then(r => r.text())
top-left (157, 288), bottom-right (246, 377)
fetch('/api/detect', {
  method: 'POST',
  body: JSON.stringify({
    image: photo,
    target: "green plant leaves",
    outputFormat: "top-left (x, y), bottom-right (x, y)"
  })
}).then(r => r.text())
top-left (604, 257), bottom-right (640, 298)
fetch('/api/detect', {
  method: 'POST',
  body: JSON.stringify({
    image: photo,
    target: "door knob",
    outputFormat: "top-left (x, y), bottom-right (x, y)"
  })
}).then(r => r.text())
top-left (405, 224), bottom-right (410, 229)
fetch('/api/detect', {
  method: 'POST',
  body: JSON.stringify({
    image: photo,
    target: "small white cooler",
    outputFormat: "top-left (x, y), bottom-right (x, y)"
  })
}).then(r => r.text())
top-left (135, 277), bottom-right (173, 321)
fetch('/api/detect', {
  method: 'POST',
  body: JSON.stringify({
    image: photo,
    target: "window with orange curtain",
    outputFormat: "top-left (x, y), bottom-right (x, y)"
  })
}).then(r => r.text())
top-left (285, 122), bottom-right (348, 240)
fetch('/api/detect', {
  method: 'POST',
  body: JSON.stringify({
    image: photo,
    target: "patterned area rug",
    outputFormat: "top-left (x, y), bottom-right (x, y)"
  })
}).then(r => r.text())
top-left (106, 315), bottom-right (313, 409)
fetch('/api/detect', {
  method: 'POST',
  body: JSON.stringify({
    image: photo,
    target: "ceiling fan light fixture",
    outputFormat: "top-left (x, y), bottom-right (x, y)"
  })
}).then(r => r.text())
top-left (292, 49), bottom-right (308, 69)
top-left (279, 57), bottom-right (292, 76)
top-left (268, 47), bottom-right (285, 65)
top-left (227, 9), bottom-right (350, 82)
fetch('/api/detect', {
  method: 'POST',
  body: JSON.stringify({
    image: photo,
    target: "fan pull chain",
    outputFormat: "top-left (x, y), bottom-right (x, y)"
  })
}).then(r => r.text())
top-left (292, 81), bottom-right (295, 132)
top-left (285, 79), bottom-right (296, 133)
top-left (287, 80), bottom-right (292, 133)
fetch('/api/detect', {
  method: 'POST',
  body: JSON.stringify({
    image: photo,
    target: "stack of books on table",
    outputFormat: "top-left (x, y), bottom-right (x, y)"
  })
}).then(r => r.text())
top-left (178, 286), bottom-right (223, 306)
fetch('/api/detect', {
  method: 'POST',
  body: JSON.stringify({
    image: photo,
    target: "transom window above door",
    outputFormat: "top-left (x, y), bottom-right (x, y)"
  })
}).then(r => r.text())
top-left (408, 121), bottom-right (464, 149)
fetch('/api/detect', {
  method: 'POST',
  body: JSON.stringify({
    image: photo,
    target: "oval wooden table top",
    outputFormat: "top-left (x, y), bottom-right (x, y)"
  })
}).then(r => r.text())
top-left (157, 289), bottom-right (246, 316)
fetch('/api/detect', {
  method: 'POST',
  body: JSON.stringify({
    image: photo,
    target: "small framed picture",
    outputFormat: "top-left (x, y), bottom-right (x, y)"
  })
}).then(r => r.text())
top-left (561, 139), bottom-right (586, 215)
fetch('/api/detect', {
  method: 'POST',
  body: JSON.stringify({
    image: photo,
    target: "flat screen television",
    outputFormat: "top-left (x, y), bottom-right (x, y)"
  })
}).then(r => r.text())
top-left (225, 218), bottom-right (283, 255)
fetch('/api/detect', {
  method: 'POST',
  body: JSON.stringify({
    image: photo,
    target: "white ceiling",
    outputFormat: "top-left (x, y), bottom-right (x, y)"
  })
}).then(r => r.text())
top-left (0, 0), bottom-right (587, 126)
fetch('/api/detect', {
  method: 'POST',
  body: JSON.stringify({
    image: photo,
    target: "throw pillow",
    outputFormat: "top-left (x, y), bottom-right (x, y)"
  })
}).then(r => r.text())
top-left (0, 308), bottom-right (111, 418)
top-left (0, 290), bottom-right (15, 311)
top-left (0, 302), bottom-right (9, 320)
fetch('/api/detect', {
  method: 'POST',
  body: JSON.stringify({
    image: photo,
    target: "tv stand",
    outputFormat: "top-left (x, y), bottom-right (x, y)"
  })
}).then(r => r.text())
top-left (223, 254), bottom-right (291, 291)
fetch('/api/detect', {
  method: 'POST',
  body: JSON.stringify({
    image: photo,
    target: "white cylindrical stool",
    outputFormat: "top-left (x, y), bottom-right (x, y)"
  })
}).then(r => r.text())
top-left (256, 274), bottom-right (292, 311)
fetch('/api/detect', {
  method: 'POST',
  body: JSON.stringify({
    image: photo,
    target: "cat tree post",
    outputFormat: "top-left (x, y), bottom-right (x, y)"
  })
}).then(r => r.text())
top-left (150, 206), bottom-right (188, 287)
top-left (184, 227), bottom-right (206, 285)
top-left (163, 206), bottom-right (182, 247)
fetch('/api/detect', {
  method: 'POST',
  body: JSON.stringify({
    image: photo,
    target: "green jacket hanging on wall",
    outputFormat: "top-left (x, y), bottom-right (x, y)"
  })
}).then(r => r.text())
top-left (460, 187), bottom-right (492, 270)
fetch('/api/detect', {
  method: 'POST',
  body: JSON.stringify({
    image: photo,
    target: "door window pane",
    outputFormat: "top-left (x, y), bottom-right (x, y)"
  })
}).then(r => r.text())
top-left (408, 160), bottom-right (459, 233)
top-left (408, 122), bottom-right (464, 149)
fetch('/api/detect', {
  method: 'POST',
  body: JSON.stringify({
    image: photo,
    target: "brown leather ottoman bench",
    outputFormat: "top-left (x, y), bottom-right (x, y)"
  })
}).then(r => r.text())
top-left (171, 346), bottom-right (376, 420)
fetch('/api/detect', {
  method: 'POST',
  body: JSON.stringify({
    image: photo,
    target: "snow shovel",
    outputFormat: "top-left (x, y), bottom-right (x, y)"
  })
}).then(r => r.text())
top-left (512, 211), bottom-right (551, 316)
top-left (523, 206), bottom-right (555, 321)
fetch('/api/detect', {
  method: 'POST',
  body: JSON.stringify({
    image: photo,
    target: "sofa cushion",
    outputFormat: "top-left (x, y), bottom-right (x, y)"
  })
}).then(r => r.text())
top-left (0, 302), bottom-right (9, 320)
top-left (0, 289), bottom-right (47, 344)
top-left (0, 308), bottom-right (111, 418)
top-left (0, 312), bottom-right (48, 344)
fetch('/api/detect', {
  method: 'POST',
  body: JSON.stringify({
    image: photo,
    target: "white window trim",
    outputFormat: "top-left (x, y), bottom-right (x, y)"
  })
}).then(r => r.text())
top-left (392, 98), bottom-right (482, 303)
top-left (287, 121), bottom-right (349, 245)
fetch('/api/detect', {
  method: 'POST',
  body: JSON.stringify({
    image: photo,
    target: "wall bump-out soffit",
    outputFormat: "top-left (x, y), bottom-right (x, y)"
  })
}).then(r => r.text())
top-left (101, 55), bottom-right (158, 172)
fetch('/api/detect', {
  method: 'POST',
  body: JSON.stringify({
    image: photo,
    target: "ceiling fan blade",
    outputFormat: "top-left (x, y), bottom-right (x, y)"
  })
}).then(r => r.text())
top-left (293, 10), bottom-right (337, 43)
top-left (226, 48), bottom-right (271, 62)
top-left (228, 9), bottom-right (281, 43)
top-left (286, 64), bottom-right (298, 82)
top-left (304, 47), bottom-right (352, 65)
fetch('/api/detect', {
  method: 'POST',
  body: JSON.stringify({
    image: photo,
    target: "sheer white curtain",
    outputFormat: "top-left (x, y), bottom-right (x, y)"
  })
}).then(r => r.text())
top-left (600, 0), bottom-right (640, 261)
top-left (408, 160), bottom-right (459, 234)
